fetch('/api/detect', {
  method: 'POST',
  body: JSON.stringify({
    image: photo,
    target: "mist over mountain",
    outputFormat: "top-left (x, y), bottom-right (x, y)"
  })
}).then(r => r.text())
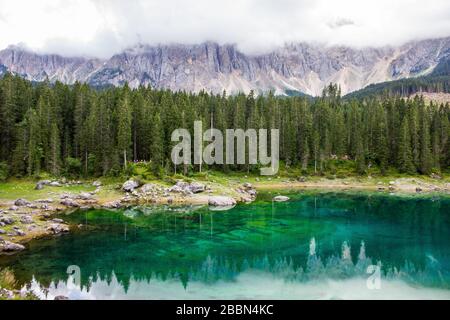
top-left (1, 37), bottom-right (450, 96)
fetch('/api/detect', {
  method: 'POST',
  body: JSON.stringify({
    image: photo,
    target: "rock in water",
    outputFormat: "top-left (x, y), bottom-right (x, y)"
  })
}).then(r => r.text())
top-left (208, 196), bottom-right (237, 207)
top-left (273, 195), bottom-right (290, 202)
top-left (122, 179), bottom-right (140, 192)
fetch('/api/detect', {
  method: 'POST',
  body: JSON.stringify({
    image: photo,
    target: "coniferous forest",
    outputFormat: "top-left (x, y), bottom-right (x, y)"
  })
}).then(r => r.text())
top-left (0, 73), bottom-right (449, 180)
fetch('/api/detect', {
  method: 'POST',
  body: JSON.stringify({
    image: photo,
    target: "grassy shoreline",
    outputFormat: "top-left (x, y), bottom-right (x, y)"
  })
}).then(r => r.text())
top-left (0, 173), bottom-right (449, 255)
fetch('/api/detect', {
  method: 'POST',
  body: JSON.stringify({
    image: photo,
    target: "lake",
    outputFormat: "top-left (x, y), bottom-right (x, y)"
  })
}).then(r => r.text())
top-left (1, 191), bottom-right (450, 300)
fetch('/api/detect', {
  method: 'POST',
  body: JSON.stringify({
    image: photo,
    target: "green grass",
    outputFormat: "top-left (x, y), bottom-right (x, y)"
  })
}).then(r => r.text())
top-left (0, 178), bottom-right (96, 202)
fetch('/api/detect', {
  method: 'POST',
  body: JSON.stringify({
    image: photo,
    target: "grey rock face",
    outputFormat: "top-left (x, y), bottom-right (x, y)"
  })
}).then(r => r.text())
top-left (1, 38), bottom-right (450, 95)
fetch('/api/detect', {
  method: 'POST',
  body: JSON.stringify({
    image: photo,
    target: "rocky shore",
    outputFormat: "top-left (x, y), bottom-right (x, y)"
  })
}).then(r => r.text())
top-left (1, 174), bottom-right (449, 256)
top-left (0, 178), bottom-right (257, 255)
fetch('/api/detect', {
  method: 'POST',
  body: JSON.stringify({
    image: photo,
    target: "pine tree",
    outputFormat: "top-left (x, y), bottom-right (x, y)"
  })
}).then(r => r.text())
top-left (150, 112), bottom-right (164, 176)
top-left (418, 103), bottom-right (432, 174)
top-left (117, 91), bottom-right (132, 170)
top-left (398, 118), bottom-right (416, 174)
top-left (49, 122), bottom-right (61, 175)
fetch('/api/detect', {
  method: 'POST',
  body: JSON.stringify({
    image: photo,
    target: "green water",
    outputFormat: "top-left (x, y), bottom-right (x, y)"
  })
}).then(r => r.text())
top-left (1, 191), bottom-right (450, 299)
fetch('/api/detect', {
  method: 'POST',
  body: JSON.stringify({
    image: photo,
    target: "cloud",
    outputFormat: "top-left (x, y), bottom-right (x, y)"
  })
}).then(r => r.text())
top-left (327, 18), bottom-right (355, 29)
top-left (0, 0), bottom-right (450, 58)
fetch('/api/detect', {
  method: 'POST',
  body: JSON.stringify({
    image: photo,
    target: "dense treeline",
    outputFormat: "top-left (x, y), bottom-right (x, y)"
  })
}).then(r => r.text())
top-left (0, 73), bottom-right (449, 179)
top-left (346, 75), bottom-right (450, 100)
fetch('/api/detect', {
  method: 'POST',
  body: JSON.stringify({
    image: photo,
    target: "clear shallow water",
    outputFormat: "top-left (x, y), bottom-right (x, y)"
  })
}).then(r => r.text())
top-left (1, 191), bottom-right (450, 300)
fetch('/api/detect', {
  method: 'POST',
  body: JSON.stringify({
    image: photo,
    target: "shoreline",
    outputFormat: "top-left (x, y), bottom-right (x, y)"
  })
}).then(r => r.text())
top-left (1, 175), bottom-right (449, 255)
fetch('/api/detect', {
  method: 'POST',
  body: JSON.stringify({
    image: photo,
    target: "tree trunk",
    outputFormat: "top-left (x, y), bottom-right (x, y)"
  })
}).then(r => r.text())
top-left (123, 150), bottom-right (127, 170)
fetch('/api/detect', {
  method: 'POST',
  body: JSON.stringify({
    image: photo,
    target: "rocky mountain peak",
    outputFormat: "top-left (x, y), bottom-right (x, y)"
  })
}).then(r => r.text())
top-left (1, 37), bottom-right (449, 96)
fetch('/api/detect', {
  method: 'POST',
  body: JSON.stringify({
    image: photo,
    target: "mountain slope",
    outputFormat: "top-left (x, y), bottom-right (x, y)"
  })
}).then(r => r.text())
top-left (1, 37), bottom-right (450, 96)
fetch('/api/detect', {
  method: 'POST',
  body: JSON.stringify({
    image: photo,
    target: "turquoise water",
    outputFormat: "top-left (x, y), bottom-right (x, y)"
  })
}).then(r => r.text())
top-left (1, 191), bottom-right (450, 299)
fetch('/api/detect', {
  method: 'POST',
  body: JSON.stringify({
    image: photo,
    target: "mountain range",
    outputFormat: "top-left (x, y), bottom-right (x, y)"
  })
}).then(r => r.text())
top-left (1, 37), bottom-right (450, 96)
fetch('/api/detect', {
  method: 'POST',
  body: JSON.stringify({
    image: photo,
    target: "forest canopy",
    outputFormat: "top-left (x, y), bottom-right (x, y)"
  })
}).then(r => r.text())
top-left (0, 74), bottom-right (449, 179)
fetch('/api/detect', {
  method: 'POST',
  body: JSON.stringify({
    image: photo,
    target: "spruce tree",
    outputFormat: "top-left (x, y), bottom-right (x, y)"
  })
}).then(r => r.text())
top-left (117, 92), bottom-right (132, 170)
top-left (398, 118), bottom-right (416, 174)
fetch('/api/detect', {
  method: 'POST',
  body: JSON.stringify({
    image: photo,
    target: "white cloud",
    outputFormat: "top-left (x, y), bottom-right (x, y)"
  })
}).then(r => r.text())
top-left (0, 0), bottom-right (450, 58)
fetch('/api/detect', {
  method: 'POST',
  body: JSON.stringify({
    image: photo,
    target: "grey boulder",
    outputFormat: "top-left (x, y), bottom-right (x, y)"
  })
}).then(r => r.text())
top-left (122, 179), bottom-right (140, 192)
top-left (14, 198), bottom-right (31, 206)
top-left (273, 195), bottom-right (290, 202)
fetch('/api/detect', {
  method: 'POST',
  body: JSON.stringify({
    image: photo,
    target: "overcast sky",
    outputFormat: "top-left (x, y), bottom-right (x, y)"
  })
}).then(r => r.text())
top-left (1, 0), bottom-right (450, 58)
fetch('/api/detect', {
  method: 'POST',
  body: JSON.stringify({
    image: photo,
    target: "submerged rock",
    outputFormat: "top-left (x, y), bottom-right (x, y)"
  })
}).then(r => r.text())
top-left (273, 195), bottom-right (290, 202)
top-left (208, 196), bottom-right (237, 207)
